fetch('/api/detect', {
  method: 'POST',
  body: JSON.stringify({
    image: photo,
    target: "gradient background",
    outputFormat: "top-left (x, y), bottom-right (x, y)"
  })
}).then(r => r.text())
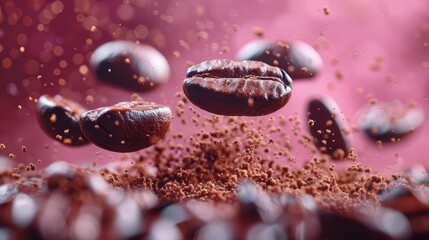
top-left (0, 0), bottom-right (428, 172)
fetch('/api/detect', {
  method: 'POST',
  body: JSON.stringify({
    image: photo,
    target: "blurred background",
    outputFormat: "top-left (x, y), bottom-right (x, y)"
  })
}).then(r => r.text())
top-left (0, 0), bottom-right (428, 172)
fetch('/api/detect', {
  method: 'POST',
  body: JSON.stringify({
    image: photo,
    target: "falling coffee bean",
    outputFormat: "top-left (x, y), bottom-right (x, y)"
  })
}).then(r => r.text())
top-left (237, 40), bottom-right (323, 79)
top-left (36, 94), bottom-right (89, 146)
top-left (183, 59), bottom-right (292, 116)
top-left (307, 97), bottom-right (351, 159)
top-left (357, 100), bottom-right (424, 143)
top-left (79, 101), bottom-right (172, 152)
top-left (90, 40), bottom-right (170, 92)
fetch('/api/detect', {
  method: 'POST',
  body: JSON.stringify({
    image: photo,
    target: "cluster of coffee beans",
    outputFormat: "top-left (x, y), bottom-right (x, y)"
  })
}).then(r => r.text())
top-left (36, 94), bottom-right (172, 152)
top-left (34, 39), bottom-right (311, 152)
top-left (35, 39), bottom-right (425, 158)
top-left (1, 160), bottom-right (428, 240)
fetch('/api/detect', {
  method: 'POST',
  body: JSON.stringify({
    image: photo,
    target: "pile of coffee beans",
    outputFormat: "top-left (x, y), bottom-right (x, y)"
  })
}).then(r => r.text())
top-left (1, 125), bottom-right (428, 239)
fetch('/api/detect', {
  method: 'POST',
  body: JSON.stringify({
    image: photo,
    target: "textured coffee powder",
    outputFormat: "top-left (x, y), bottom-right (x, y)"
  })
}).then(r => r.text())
top-left (93, 93), bottom-right (387, 210)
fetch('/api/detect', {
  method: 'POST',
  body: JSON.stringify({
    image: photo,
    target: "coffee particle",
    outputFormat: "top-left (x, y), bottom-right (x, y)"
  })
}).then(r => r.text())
top-left (252, 26), bottom-right (265, 37)
top-left (323, 6), bottom-right (330, 15)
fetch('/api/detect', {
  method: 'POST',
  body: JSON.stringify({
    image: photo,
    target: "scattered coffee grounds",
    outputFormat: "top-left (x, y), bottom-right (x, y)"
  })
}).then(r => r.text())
top-left (90, 41), bottom-right (170, 92)
top-left (1, 95), bottom-right (428, 239)
top-left (183, 59), bottom-right (293, 116)
top-left (357, 100), bottom-right (425, 143)
top-left (236, 40), bottom-right (323, 79)
top-left (307, 97), bottom-right (351, 160)
top-left (79, 101), bottom-right (172, 153)
top-left (36, 94), bottom-right (89, 146)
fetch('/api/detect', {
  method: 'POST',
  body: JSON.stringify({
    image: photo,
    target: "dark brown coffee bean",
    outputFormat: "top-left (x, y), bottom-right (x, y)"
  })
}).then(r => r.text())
top-left (307, 97), bottom-right (351, 159)
top-left (36, 94), bottom-right (89, 146)
top-left (357, 100), bottom-right (424, 142)
top-left (79, 101), bottom-right (172, 152)
top-left (90, 40), bottom-right (170, 92)
top-left (320, 208), bottom-right (411, 240)
top-left (380, 183), bottom-right (429, 239)
top-left (237, 40), bottom-right (323, 79)
top-left (183, 59), bottom-right (292, 116)
top-left (278, 194), bottom-right (321, 240)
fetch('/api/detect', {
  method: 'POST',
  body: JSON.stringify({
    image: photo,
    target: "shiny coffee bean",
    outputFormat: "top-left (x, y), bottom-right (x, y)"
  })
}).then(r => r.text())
top-left (90, 40), bottom-right (170, 92)
top-left (236, 40), bottom-right (322, 79)
top-left (79, 101), bottom-right (172, 152)
top-left (183, 59), bottom-right (292, 116)
top-left (36, 94), bottom-right (89, 146)
top-left (307, 97), bottom-right (351, 159)
top-left (357, 100), bottom-right (424, 143)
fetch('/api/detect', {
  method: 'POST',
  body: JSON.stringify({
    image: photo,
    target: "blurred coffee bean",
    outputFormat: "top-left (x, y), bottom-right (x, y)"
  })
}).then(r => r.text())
top-left (357, 100), bottom-right (424, 143)
top-left (0, 184), bottom-right (18, 226)
top-left (237, 40), bottom-right (323, 79)
top-left (320, 207), bottom-right (411, 240)
top-left (246, 223), bottom-right (287, 240)
top-left (90, 41), bottom-right (170, 92)
top-left (11, 193), bottom-right (37, 228)
top-left (237, 181), bottom-right (282, 223)
top-left (196, 220), bottom-right (234, 240)
top-left (380, 184), bottom-right (429, 239)
top-left (277, 194), bottom-right (321, 240)
top-left (45, 161), bottom-right (81, 192)
top-left (36, 94), bottom-right (89, 146)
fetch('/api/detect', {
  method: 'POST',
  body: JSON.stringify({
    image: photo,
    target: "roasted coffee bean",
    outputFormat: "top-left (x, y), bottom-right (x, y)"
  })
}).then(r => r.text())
top-left (380, 184), bottom-right (429, 239)
top-left (90, 40), bottom-right (170, 92)
top-left (183, 59), bottom-right (292, 116)
top-left (236, 40), bottom-right (322, 79)
top-left (357, 100), bottom-right (424, 142)
top-left (36, 94), bottom-right (89, 146)
top-left (320, 208), bottom-right (411, 240)
top-left (79, 101), bottom-right (172, 152)
top-left (307, 97), bottom-right (351, 159)
top-left (277, 194), bottom-right (321, 240)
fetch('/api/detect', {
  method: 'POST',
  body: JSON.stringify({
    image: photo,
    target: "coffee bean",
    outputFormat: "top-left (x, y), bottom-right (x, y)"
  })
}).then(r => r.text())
top-left (79, 101), bottom-right (172, 152)
top-left (183, 59), bottom-right (292, 116)
top-left (237, 40), bottom-right (323, 79)
top-left (36, 94), bottom-right (89, 146)
top-left (307, 97), bottom-right (351, 159)
top-left (380, 183), bottom-right (429, 239)
top-left (320, 208), bottom-right (411, 240)
top-left (357, 100), bottom-right (424, 142)
top-left (278, 194), bottom-right (321, 239)
top-left (90, 41), bottom-right (170, 92)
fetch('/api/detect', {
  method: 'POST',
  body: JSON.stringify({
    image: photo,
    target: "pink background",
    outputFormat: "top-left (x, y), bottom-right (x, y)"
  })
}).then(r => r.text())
top-left (0, 0), bottom-right (428, 173)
